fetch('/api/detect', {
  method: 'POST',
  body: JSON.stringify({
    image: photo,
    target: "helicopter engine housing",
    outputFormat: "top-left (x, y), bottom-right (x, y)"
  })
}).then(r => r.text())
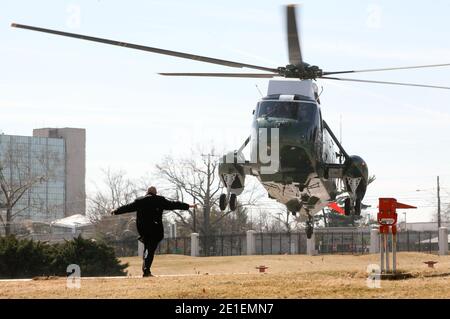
top-left (343, 155), bottom-right (368, 199)
top-left (218, 151), bottom-right (246, 196)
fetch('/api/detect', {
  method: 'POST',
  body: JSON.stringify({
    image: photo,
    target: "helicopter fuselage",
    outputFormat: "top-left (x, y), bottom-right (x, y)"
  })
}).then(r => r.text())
top-left (250, 94), bottom-right (339, 220)
top-left (219, 80), bottom-right (368, 222)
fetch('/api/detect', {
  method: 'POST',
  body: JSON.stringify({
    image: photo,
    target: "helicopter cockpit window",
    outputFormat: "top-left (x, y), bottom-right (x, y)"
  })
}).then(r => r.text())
top-left (258, 101), bottom-right (314, 121)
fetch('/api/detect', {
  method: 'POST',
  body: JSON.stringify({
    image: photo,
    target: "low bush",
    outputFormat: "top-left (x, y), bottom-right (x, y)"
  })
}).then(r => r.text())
top-left (0, 235), bottom-right (128, 279)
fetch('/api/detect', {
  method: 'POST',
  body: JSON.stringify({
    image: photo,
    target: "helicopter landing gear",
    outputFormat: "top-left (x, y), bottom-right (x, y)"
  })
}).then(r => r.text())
top-left (219, 192), bottom-right (238, 211)
top-left (344, 176), bottom-right (363, 216)
top-left (229, 193), bottom-right (237, 211)
top-left (219, 173), bottom-right (238, 212)
top-left (306, 222), bottom-right (313, 239)
top-left (305, 214), bottom-right (314, 239)
top-left (219, 194), bottom-right (228, 211)
top-left (355, 198), bottom-right (361, 216)
top-left (344, 198), bottom-right (352, 216)
top-left (344, 197), bottom-right (362, 216)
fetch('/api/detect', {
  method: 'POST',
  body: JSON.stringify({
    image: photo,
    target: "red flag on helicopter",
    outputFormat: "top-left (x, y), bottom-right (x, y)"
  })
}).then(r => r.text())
top-left (328, 202), bottom-right (345, 215)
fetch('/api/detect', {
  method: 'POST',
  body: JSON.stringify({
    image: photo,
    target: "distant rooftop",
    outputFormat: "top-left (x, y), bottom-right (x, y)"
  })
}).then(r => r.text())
top-left (51, 214), bottom-right (91, 228)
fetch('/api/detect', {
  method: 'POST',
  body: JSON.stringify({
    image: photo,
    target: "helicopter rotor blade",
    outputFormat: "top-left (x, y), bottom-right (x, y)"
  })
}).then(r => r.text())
top-left (286, 5), bottom-right (304, 71)
top-left (320, 76), bottom-right (450, 90)
top-left (11, 23), bottom-right (279, 73)
top-left (158, 72), bottom-right (278, 78)
top-left (323, 63), bottom-right (450, 76)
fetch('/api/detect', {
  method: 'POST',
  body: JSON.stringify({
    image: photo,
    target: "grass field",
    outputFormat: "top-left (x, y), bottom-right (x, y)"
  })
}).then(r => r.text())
top-left (1, 253), bottom-right (450, 298)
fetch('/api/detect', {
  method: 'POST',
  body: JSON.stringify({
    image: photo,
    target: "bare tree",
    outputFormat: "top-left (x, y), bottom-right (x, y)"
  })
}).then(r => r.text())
top-left (271, 207), bottom-right (302, 233)
top-left (154, 149), bottom-right (263, 239)
top-left (175, 204), bottom-right (254, 237)
top-left (0, 143), bottom-right (61, 235)
top-left (87, 168), bottom-right (140, 223)
top-left (432, 205), bottom-right (450, 224)
top-left (87, 168), bottom-right (143, 243)
top-left (443, 205), bottom-right (450, 223)
top-left (155, 151), bottom-right (219, 238)
top-left (222, 204), bottom-right (252, 234)
top-left (253, 208), bottom-right (272, 232)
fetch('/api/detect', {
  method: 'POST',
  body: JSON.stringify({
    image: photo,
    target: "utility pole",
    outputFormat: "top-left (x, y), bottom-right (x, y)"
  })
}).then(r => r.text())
top-left (437, 176), bottom-right (441, 229)
top-left (193, 197), bottom-right (196, 233)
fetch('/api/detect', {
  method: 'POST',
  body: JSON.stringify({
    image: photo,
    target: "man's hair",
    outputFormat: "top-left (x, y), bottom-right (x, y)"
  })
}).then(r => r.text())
top-left (147, 186), bottom-right (157, 195)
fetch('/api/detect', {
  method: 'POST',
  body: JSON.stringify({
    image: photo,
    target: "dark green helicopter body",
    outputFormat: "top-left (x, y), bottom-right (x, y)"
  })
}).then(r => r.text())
top-left (253, 92), bottom-right (341, 213)
top-left (218, 80), bottom-right (369, 237)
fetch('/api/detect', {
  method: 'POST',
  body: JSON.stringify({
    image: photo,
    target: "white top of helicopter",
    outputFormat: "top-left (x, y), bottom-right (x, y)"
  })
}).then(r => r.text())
top-left (267, 79), bottom-right (318, 100)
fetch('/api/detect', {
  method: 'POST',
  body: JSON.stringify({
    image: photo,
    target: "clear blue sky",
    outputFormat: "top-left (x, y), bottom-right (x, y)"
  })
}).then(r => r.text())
top-left (1, 0), bottom-right (450, 222)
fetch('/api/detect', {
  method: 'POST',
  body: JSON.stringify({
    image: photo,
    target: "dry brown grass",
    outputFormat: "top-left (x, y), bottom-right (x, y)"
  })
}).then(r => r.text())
top-left (1, 252), bottom-right (450, 298)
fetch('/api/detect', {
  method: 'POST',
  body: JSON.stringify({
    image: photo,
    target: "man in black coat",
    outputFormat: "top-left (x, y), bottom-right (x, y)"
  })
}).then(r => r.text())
top-left (111, 186), bottom-right (195, 277)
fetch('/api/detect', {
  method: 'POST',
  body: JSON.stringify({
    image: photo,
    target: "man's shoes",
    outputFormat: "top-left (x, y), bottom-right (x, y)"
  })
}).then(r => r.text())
top-left (143, 270), bottom-right (153, 277)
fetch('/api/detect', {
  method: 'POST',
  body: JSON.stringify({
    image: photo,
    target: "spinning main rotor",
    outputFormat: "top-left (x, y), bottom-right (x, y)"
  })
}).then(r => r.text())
top-left (11, 5), bottom-right (450, 90)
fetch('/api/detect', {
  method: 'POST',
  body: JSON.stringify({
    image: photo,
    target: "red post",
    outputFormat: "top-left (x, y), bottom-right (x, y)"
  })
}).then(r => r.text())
top-left (377, 198), bottom-right (416, 273)
top-left (377, 198), bottom-right (416, 235)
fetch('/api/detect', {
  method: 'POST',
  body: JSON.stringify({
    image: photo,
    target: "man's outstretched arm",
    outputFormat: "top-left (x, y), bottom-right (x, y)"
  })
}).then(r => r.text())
top-left (163, 198), bottom-right (196, 211)
top-left (111, 201), bottom-right (138, 215)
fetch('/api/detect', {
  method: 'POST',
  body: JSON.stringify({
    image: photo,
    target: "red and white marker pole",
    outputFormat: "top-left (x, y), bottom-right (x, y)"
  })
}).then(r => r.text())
top-left (377, 198), bottom-right (416, 274)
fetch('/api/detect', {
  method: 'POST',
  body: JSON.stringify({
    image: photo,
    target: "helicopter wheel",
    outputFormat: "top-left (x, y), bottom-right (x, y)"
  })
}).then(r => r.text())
top-left (229, 193), bottom-right (237, 211)
top-left (306, 222), bottom-right (314, 239)
top-left (354, 198), bottom-right (362, 216)
top-left (344, 198), bottom-right (352, 216)
top-left (219, 194), bottom-right (228, 211)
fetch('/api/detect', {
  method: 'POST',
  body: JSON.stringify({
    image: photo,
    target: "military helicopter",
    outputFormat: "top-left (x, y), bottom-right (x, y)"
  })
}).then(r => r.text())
top-left (12, 5), bottom-right (450, 238)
